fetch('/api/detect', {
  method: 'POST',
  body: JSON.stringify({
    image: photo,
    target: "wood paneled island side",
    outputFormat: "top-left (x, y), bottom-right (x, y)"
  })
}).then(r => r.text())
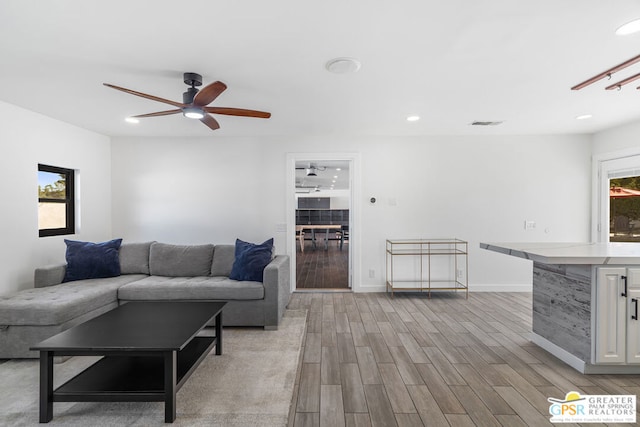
top-left (481, 242), bottom-right (640, 374)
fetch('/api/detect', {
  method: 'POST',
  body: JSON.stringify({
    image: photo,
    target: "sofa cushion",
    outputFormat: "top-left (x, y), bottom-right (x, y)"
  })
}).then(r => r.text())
top-left (0, 275), bottom-right (146, 326)
top-left (211, 245), bottom-right (235, 277)
top-left (63, 238), bottom-right (123, 283)
top-left (119, 241), bottom-right (154, 275)
top-left (117, 276), bottom-right (265, 301)
top-left (149, 243), bottom-right (214, 277)
top-left (229, 238), bottom-right (274, 282)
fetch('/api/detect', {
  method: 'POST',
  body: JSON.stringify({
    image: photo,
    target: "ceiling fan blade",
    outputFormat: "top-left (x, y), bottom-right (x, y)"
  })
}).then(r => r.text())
top-left (193, 81), bottom-right (227, 107)
top-left (200, 114), bottom-right (220, 130)
top-left (131, 109), bottom-right (182, 118)
top-left (103, 83), bottom-right (186, 108)
top-left (205, 107), bottom-right (271, 119)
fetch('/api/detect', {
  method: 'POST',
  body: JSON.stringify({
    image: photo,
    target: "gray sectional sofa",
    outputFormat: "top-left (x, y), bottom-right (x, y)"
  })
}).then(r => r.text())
top-left (0, 241), bottom-right (291, 359)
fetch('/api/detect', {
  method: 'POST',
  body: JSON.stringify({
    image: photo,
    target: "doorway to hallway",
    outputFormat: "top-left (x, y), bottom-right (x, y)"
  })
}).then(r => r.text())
top-left (293, 159), bottom-right (351, 289)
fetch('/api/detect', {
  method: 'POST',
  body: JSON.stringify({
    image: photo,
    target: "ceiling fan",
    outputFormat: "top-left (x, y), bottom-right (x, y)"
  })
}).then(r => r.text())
top-left (295, 163), bottom-right (327, 176)
top-left (103, 72), bottom-right (271, 131)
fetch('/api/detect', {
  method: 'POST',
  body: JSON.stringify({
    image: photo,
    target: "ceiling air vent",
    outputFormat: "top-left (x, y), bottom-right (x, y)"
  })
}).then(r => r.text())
top-left (470, 121), bottom-right (503, 126)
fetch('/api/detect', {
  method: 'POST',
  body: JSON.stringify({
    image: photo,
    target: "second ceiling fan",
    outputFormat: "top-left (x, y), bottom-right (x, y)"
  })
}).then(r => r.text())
top-left (104, 72), bottom-right (271, 131)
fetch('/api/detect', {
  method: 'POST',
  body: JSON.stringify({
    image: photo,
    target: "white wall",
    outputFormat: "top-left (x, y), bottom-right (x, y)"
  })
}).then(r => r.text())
top-left (592, 119), bottom-right (640, 155)
top-left (111, 137), bottom-right (285, 246)
top-left (112, 133), bottom-right (592, 291)
top-left (0, 101), bottom-right (112, 296)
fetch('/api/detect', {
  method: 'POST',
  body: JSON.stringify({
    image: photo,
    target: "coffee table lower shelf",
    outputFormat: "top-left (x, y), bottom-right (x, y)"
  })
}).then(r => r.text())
top-left (53, 336), bottom-right (215, 402)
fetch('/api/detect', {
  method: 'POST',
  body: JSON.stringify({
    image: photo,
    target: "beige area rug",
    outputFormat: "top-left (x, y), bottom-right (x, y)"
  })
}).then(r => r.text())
top-left (0, 309), bottom-right (307, 426)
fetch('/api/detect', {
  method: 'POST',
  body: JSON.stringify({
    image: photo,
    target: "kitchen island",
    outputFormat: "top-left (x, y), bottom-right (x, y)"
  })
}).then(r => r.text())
top-left (481, 242), bottom-right (640, 374)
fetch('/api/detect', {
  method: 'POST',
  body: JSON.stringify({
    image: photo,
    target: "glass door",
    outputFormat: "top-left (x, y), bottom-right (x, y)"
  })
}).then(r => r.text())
top-left (609, 176), bottom-right (640, 242)
top-left (597, 154), bottom-right (640, 242)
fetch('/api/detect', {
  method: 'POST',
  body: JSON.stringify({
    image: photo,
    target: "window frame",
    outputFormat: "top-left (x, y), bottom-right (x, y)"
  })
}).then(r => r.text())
top-left (38, 163), bottom-right (75, 237)
top-left (593, 149), bottom-right (640, 242)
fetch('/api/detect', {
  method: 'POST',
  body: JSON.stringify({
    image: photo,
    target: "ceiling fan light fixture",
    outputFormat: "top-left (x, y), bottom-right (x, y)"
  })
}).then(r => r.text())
top-left (183, 107), bottom-right (205, 119)
top-left (616, 18), bottom-right (640, 35)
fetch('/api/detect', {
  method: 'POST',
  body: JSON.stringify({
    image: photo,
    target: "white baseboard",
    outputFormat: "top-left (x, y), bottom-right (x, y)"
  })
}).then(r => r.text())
top-left (531, 333), bottom-right (586, 373)
top-left (355, 285), bottom-right (387, 293)
top-left (531, 333), bottom-right (640, 374)
top-left (470, 284), bottom-right (532, 292)
top-left (353, 284), bottom-right (532, 293)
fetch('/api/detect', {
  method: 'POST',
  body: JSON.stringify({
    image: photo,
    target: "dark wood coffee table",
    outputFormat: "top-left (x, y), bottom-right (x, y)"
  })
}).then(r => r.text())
top-left (30, 301), bottom-right (226, 423)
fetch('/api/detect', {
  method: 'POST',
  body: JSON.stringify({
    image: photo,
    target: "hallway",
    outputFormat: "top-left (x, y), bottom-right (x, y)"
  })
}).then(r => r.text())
top-left (296, 241), bottom-right (349, 289)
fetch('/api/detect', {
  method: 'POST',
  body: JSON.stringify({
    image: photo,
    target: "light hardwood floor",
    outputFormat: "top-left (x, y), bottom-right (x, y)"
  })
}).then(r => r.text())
top-left (286, 291), bottom-right (640, 427)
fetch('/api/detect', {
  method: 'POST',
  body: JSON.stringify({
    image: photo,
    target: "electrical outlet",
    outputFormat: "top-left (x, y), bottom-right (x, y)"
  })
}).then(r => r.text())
top-left (456, 269), bottom-right (463, 279)
top-left (368, 269), bottom-right (375, 278)
top-left (524, 220), bottom-right (536, 230)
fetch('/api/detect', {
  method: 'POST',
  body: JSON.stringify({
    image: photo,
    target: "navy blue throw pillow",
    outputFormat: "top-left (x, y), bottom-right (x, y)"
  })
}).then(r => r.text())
top-left (62, 238), bottom-right (123, 282)
top-left (229, 238), bottom-right (274, 282)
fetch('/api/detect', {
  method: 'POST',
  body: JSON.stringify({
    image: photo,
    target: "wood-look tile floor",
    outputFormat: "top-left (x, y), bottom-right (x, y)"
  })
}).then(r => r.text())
top-left (296, 241), bottom-right (349, 289)
top-left (286, 291), bottom-right (640, 427)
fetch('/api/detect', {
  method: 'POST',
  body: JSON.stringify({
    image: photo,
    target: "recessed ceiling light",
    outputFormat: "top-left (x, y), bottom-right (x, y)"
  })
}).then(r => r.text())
top-left (333, 175), bottom-right (338, 179)
top-left (125, 117), bottom-right (139, 124)
top-left (576, 114), bottom-right (593, 120)
top-left (326, 57), bottom-right (361, 74)
top-left (406, 115), bottom-right (420, 122)
top-left (616, 18), bottom-right (640, 35)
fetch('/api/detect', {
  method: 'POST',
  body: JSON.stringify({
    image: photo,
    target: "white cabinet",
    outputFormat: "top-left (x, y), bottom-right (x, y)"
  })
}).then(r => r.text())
top-left (595, 267), bottom-right (640, 364)
top-left (627, 287), bottom-right (640, 363)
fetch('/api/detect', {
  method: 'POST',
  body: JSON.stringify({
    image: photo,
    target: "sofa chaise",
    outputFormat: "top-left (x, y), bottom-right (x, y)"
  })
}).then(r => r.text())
top-left (0, 240), bottom-right (291, 359)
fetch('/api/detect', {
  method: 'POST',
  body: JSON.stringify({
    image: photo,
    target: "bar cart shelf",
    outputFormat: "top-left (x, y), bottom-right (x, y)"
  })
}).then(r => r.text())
top-left (385, 238), bottom-right (468, 298)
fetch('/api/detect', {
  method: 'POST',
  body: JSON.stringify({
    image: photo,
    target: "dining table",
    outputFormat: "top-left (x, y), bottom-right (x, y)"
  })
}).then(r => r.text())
top-left (296, 224), bottom-right (342, 252)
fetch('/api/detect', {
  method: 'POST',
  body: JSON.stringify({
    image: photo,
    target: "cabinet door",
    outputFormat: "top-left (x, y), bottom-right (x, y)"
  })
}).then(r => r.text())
top-left (595, 268), bottom-right (626, 364)
top-left (626, 269), bottom-right (640, 364)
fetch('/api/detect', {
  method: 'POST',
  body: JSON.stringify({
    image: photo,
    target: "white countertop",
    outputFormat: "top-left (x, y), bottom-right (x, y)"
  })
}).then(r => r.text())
top-left (480, 242), bottom-right (640, 265)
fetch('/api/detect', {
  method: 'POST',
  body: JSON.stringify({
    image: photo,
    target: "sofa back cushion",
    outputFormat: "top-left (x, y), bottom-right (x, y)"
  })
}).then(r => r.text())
top-left (211, 245), bottom-right (235, 277)
top-left (149, 243), bottom-right (214, 277)
top-left (119, 241), bottom-right (154, 275)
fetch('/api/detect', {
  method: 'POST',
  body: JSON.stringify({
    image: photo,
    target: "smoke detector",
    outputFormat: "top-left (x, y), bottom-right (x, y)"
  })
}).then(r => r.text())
top-left (326, 57), bottom-right (361, 74)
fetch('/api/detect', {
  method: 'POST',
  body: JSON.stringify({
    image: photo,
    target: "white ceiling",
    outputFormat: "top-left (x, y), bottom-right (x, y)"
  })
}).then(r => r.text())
top-left (295, 160), bottom-right (350, 192)
top-left (3, 0), bottom-right (640, 137)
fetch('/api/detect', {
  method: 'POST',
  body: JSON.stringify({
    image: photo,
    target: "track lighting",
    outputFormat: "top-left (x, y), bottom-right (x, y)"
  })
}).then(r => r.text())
top-left (572, 54), bottom-right (640, 90)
